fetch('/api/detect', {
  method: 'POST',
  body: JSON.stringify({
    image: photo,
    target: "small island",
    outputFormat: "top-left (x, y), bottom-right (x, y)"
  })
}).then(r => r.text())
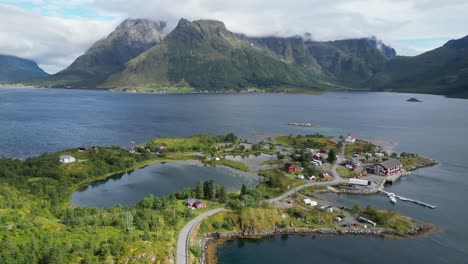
top-left (407, 97), bottom-right (423, 102)
top-left (0, 133), bottom-right (438, 263)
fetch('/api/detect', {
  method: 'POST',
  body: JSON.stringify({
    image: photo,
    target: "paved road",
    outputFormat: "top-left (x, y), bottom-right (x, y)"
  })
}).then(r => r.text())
top-left (176, 143), bottom-right (348, 264)
top-left (176, 207), bottom-right (226, 264)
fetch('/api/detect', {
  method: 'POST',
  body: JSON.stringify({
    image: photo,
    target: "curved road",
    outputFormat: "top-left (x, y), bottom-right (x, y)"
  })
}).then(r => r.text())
top-left (177, 144), bottom-right (348, 264)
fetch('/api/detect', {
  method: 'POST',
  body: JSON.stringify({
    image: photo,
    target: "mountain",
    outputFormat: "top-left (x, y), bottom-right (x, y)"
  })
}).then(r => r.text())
top-left (0, 55), bottom-right (48, 82)
top-left (306, 37), bottom-right (396, 87)
top-left (368, 35), bottom-right (468, 98)
top-left (103, 19), bottom-right (331, 90)
top-left (38, 18), bottom-right (166, 88)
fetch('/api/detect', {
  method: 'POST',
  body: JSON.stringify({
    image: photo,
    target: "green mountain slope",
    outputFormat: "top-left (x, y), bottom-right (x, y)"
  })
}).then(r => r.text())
top-left (368, 35), bottom-right (468, 98)
top-left (306, 38), bottom-right (395, 87)
top-left (0, 55), bottom-right (48, 82)
top-left (31, 19), bottom-right (166, 88)
top-left (103, 19), bottom-right (333, 91)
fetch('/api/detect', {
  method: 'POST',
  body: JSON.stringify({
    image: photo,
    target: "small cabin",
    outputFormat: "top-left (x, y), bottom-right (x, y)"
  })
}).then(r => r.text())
top-left (284, 163), bottom-right (296, 173)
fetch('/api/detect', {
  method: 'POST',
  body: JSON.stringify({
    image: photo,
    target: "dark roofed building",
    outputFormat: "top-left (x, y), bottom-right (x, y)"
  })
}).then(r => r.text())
top-left (374, 159), bottom-right (403, 176)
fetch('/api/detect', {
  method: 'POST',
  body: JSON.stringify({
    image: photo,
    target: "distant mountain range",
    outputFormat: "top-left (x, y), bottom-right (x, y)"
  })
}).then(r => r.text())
top-left (0, 55), bottom-right (48, 82)
top-left (15, 18), bottom-right (468, 98)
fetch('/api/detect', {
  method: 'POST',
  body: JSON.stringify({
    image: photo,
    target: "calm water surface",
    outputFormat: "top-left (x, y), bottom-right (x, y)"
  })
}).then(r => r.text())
top-left (1, 88), bottom-right (467, 263)
top-left (71, 162), bottom-right (259, 208)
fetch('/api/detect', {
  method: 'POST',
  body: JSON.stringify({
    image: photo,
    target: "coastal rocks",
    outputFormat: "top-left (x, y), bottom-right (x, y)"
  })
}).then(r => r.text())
top-left (407, 98), bottom-right (423, 102)
top-left (200, 225), bottom-right (432, 263)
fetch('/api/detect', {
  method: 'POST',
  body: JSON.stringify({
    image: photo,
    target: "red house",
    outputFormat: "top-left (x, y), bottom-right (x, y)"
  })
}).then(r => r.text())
top-left (284, 163), bottom-right (296, 173)
top-left (185, 198), bottom-right (206, 209)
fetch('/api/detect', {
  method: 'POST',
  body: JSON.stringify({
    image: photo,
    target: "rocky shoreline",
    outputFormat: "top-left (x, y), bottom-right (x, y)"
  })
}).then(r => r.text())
top-left (200, 225), bottom-right (433, 264)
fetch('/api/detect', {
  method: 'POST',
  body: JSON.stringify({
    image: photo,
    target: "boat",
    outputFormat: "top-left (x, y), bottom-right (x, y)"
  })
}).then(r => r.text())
top-left (288, 122), bottom-right (313, 127)
top-left (389, 196), bottom-right (397, 204)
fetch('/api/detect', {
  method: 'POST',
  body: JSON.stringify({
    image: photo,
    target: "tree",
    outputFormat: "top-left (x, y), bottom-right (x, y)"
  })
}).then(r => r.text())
top-left (327, 149), bottom-right (337, 164)
top-left (203, 179), bottom-right (216, 200)
top-left (195, 181), bottom-right (204, 199)
top-left (240, 184), bottom-right (248, 197)
top-left (225, 133), bottom-right (237, 142)
top-left (217, 186), bottom-right (227, 203)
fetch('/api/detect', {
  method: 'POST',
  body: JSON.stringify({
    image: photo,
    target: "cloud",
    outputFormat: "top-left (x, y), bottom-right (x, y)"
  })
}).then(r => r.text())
top-left (0, 3), bottom-right (119, 73)
top-left (1, 0), bottom-right (468, 72)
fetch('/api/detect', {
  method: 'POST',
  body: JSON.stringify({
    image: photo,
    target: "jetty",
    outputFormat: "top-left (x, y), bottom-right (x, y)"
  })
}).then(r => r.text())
top-left (379, 190), bottom-right (437, 209)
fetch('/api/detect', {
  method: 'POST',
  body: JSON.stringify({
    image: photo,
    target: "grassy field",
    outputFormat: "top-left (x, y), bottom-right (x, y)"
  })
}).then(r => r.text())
top-left (149, 134), bottom-right (222, 152)
top-left (336, 167), bottom-right (366, 178)
top-left (275, 134), bottom-right (337, 150)
top-left (206, 159), bottom-right (249, 172)
top-left (399, 156), bottom-right (436, 170)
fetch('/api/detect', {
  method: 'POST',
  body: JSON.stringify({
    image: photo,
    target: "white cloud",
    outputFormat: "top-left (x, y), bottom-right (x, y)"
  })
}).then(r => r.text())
top-left (1, 0), bottom-right (468, 72)
top-left (0, 4), bottom-right (119, 73)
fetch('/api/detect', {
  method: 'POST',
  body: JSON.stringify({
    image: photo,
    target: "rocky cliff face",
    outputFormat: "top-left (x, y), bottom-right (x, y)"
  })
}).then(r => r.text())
top-left (46, 18), bottom-right (166, 87)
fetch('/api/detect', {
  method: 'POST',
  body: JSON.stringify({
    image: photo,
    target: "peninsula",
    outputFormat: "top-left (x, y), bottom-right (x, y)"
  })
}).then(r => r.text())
top-left (0, 133), bottom-right (437, 263)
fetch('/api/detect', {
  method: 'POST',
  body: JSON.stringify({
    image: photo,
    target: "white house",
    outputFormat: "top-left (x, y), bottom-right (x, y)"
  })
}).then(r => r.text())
top-left (303, 198), bottom-right (317, 206)
top-left (297, 174), bottom-right (305, 180)
top-left (59, 155), bottom-right (76, 164)
top-left (345, 134), bottom-right (356, 143)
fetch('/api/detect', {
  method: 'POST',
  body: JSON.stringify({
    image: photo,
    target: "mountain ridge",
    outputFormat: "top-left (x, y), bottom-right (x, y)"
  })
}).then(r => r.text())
top-left (0, 55), bottom-right (49, 83)
top-left (19, 17), bottom-right (468, 98)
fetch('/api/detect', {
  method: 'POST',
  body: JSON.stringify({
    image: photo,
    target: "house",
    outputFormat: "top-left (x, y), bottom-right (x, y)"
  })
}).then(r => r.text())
top-left (297, 174), bottom-right (305, 180)
top-left (194, 200), bottom-right (206, 209)
top-left (345, 134), bottom-right (356, 143)
top-left (309, 175), bottom-right (317, 181)
top-left (303, 198), bottom-right (317, 206)
top-left (373, 159), bottom-right (403, 176)
top-left (59, 155), bottom-right (76, 164)
top-left (320, 172), bottom-right (332, 179)
top-left (185, 198), bottom-right (206, 209)
top-left (375, 153), bottom-right (385, 158)
top-left (284, 163), bottom-right (296, 173)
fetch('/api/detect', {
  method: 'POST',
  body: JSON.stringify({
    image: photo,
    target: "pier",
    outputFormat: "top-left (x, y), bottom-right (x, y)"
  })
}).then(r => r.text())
top-left (379, 190), bottom-right (437, 209)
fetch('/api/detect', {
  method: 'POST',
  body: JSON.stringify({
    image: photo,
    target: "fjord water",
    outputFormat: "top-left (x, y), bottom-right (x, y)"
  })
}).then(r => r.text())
top-left (0, 88), bottom-right (467, 263)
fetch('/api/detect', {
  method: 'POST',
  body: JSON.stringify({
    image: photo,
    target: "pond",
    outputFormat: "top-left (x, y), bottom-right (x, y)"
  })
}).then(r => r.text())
top-left (71, 161), bottom-right (259, 208)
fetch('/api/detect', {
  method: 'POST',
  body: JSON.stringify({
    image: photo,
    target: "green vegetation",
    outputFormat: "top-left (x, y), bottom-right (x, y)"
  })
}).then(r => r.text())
top-left (345, 140), bottom-right (378, 158)
top-left (206, 159), bottom-right (249, 172)
top-left (275, 134), bottom-right (337, 150)
top-left (354, 205), bottom-right (421, 233)
top-left (336, 167), bottom-right (366, 178)
top-left (149, 134), bottom-right (224, 152)
top-left (398, 153), bottom-right (436, 170)
top-left (0, 55), bottom-right (48, 82)
top-left (260, 159), bottom-right (279, 165)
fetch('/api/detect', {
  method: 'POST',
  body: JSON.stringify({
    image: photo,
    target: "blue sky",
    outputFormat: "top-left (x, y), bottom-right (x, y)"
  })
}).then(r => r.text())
top-left (0, 0), bottom-right (117, 20)
top-left (0, 0), bottom-right (466, 73)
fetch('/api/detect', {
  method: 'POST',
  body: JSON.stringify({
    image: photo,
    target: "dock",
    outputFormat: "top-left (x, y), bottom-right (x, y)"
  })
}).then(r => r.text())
top-left (379, 190), bottom-right (437, 209)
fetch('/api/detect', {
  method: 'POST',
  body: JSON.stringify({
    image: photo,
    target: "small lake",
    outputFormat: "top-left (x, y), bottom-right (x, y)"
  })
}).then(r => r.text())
top-left (71, 161), bottom-right (259, 208)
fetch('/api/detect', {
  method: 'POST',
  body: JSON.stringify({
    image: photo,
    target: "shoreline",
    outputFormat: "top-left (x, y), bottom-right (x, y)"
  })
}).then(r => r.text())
top-left (202, 224), bottom-right (438, 264)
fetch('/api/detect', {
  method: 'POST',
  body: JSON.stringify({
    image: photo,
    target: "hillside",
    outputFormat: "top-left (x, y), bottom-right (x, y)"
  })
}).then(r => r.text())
top-left (0, 55), bottom-right (48, 82)
top-left (14, 17), bottom-right (467, 98)
top-left (368, 35), bottom-right (468, 98)
top-left (32, 19), bottom-right (166, 88)
top-left (103, 19), bottom-right (332, 91)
